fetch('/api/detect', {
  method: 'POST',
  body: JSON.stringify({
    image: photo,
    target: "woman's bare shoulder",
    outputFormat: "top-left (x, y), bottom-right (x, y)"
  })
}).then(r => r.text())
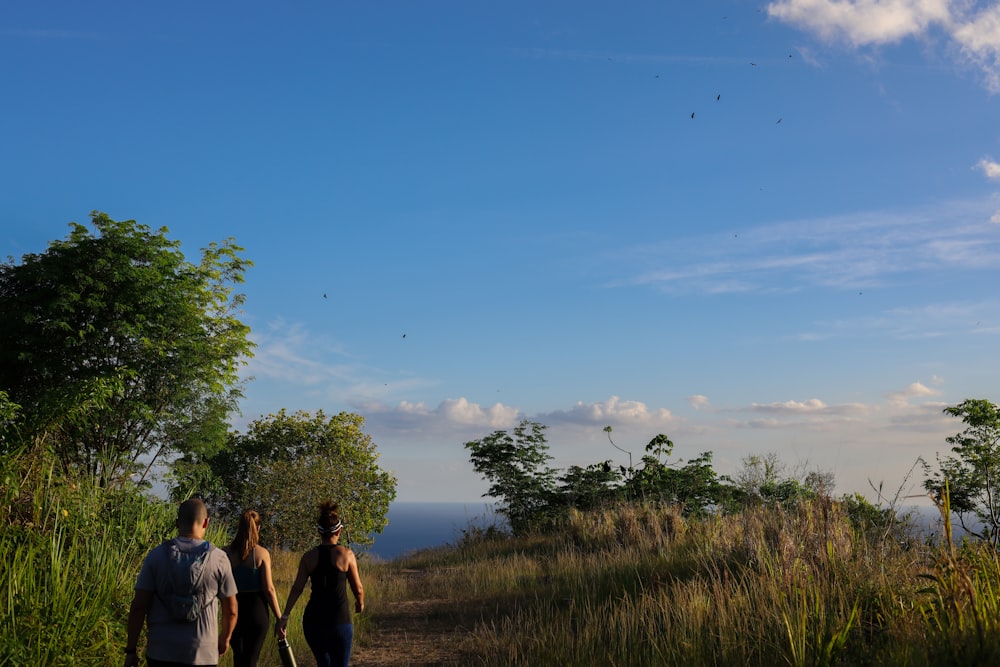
top-left (255, 544), bottom-right (271, 565)
top-left (336, 545), bottom-right (357, 568)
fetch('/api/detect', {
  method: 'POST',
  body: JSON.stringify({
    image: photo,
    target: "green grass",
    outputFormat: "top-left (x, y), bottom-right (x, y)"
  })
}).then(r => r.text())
top-left (0, 447), bottom-right (178, 665)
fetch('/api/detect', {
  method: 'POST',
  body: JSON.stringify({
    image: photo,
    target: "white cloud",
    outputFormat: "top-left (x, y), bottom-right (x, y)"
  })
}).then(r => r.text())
top-left (439, 397), bottom-right (521, 427)
top-left (767, 0), bottom-right (951, 46)
top-left (744, 417), bottom-right (786, 429)
top-left (618, 199), bottom-right (1000, 295)
top-left (978, 157), bottom-right (1000, 181)
top-left (244, 318), bottom-right (448, 411)
top-left (688, 394), bottom-right (711, 410)
top-left (750, 398), bottom-right (830, 413)
top-left (768, 1), bottom-right (1000, 92)
top-left (539, 395), bottom-right (675, 427)
top-left (952, 5), bottom-right (1000, 91)
top-left (886, 381), bottom-right (942, 406)
top-left (246, 321), bottom-right (351, 386)
top-left (364, 398), bottom-right (521, 432)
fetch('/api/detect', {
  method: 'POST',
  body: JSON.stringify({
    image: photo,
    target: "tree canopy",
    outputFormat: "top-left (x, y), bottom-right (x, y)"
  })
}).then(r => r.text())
top-left (199, 409), bottom-right (397, 550)
top-left (465, 419), bottom-right (558, 534)
top-left (0, 212), bottom-right (253, 486)
top-left (923, 398), bottom-right (1000, 546)
top-left (464, 422), bottom-right (853, 535)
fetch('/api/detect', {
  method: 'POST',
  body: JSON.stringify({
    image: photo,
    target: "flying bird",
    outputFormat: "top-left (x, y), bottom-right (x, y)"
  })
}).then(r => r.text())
top-left (323, 293), bottom-right (328, 299)
top-left (691, 112), bottom-right (695, 119)
top-left (716, 94), bottom-right (720, 100)
top-left (776, 118), bottom-right (782, 124)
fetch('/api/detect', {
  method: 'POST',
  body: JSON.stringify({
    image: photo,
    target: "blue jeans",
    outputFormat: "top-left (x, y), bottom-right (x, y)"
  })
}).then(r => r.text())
top-left (303, 621), bottom-right (353, 667)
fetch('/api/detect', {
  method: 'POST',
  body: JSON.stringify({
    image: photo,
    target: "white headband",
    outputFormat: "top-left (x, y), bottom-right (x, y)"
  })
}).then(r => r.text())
top-left (317, 520), bottom-right (343, 535)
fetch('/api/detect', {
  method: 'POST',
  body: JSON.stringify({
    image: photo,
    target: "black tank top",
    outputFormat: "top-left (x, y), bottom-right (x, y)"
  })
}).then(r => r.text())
top-left (305, 545), bottom-right (351, 625)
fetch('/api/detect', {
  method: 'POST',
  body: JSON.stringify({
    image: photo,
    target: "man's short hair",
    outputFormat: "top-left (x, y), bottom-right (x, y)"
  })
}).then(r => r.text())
top-left (177, 497), bottom-right (208, 529)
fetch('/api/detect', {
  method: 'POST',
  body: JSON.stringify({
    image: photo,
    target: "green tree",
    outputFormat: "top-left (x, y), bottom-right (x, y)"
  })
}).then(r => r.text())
top-left (624, 434), bottom-right (725, 516)
top-left (733, 452), bottom-right (785, 504)
top-left (200, 409), bottom-right (396, 550)
top-left (465, 420), bottom-right (557, 534)
top-left (0, 391), bottom-right (20, 451)
top-left (923, 399), bottom-right (1000, 546)
top-left (0, 212), bottom-right (253, 487)
top-left (556, 461), bottom-right (622, 512)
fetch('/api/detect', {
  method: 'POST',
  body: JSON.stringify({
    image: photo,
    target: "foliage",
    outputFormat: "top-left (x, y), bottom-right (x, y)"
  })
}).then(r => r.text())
top-left (0, 445), bottom-right (178, 665)
top-left (733, 452), bottom-right (785, 501)
top-left (464, 424), bottom-right (837, 526)
top-left (0, 391), bottom-right (20, 455)
top-left (842, 493), bottom-right (910, 548)
top-left (464, 420), bottom-right (557, 534)
top-left (919, 483), bottom-right (1000, 665)
top-left (556, 461), bottom-right (622, 512)
top-left (621, 435), bottom-right (728, 517)
top-left (923, 399), bottom-right (1000, 546)
top-left (0, 212), bottom-right (253, 487)
top-left (199, 409), bottom-right (396, 550)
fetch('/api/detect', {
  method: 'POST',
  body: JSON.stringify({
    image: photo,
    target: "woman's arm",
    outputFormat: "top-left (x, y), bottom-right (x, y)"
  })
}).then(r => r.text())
top-left (259, 547), bottom-right (282, 619)
top-left (276, 550), bottom-right (313, 638)
top-left (346, 552), bottom-right (365, 614)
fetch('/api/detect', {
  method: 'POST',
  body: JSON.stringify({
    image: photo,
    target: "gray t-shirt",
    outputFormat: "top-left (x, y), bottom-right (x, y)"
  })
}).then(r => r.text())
top-left (136, 537), bottom-right (238, 665)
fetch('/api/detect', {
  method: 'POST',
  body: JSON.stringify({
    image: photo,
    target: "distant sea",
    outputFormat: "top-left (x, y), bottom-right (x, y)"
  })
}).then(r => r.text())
top-left (356, 502), bottom-right (504, 561)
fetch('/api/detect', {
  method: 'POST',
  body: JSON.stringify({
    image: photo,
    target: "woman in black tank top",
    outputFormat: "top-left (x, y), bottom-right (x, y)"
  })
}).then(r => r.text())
top-left (226, 510), bottom-right (283, 667)
top-left (277, 502), bottom-right (365, 667)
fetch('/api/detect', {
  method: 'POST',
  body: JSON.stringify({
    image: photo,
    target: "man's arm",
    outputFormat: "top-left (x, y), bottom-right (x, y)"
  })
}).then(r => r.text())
top-left (123, 589), bottom-right (152, 667)
top-left (218, 595), bottom-right (237, 656)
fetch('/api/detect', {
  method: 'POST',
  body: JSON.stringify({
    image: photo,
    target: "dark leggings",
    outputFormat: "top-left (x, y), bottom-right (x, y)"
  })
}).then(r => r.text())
top-left (146, 659), bottom-right (213, 667)
top-left (231, 591), bottom-right (270, 667)
top-left (303, 620), bottom-right (353, 667)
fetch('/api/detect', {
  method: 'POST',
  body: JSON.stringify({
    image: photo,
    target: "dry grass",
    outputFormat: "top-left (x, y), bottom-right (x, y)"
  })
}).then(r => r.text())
top-left (241, 498), bottom-right (1000, 666)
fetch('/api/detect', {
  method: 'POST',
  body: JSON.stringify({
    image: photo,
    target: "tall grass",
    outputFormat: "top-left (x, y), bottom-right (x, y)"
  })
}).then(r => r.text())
top-left (1, 446), bottom-right (181, 665)
top-left (355, 497), bottom-right (1000, 666)
top-left (917, 488), bottom-right (1000, 666)
top-left (9, 443), bottom-right (1000, 667)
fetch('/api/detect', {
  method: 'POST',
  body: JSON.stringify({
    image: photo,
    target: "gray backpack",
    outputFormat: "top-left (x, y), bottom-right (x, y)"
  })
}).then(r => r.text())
top-left (163, 539), bottom-right (213, 622)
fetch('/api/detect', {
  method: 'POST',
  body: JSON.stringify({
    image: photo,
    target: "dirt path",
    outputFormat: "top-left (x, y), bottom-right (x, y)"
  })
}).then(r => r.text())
top-left (351, 569), bottom-right (476, 667)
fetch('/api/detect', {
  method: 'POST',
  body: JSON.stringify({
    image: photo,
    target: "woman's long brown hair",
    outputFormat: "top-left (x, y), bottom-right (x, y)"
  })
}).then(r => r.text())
top-left (229, 509), bottom-right (260, 561)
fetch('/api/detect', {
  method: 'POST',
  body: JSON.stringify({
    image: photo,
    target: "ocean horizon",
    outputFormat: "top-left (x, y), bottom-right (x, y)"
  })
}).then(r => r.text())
top-left (356, 501), bottom-right (504, 561)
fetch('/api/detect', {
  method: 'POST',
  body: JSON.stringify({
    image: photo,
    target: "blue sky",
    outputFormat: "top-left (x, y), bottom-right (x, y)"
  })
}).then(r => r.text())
top-left (3, 1), bottom-right (1000, 502)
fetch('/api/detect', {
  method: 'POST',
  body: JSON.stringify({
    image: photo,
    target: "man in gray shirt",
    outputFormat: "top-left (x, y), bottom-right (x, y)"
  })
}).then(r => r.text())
top-left (124, 498), bottom-right (238, 667)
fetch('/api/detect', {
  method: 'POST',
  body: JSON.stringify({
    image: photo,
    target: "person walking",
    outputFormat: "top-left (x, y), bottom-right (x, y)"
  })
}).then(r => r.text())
top-left (124, 497), bottom-right (238, 667)
top-left (225, 509), bottom-right (283, 667)
top-left (276, 502), bottom-right (364, 667)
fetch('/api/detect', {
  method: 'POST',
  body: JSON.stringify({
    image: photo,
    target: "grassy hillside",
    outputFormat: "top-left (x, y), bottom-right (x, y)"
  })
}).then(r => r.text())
top-left (285, 499), bottom-right (1000, 667)
top-left (5, 440), bottom-right (1000, 666)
